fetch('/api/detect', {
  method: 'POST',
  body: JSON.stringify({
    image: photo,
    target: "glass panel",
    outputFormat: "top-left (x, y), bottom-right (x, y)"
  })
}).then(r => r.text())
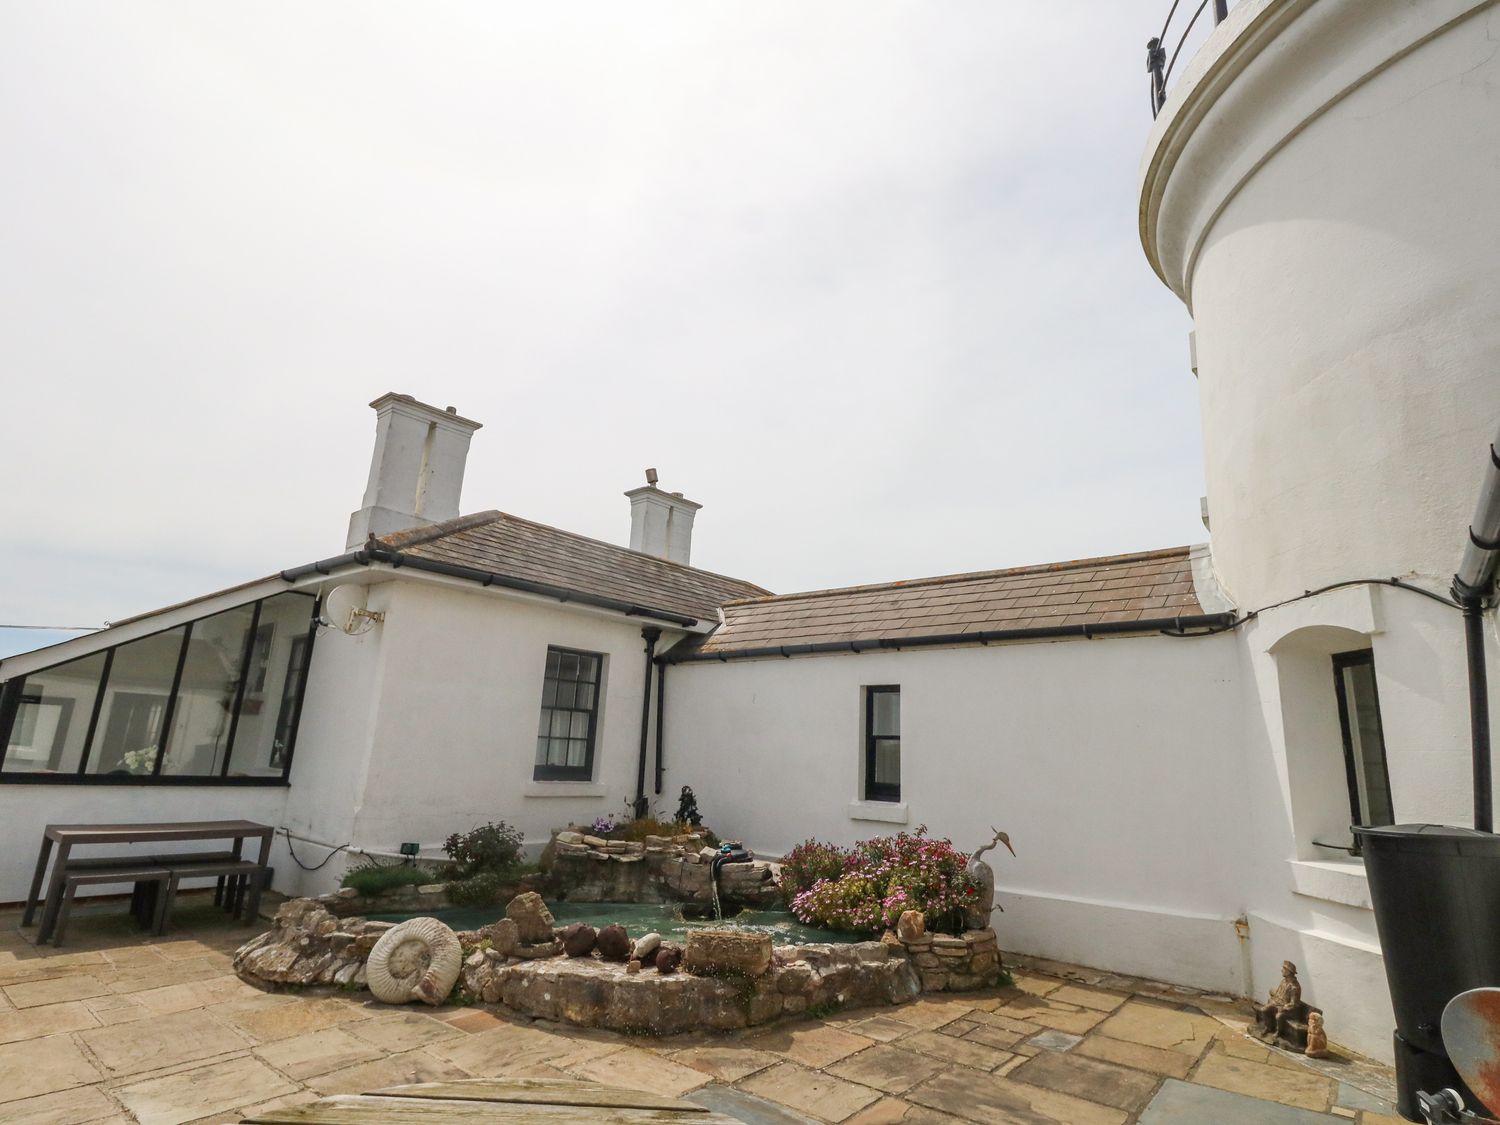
top-left (536, 737), bottom-right (549, 765)
top-left (559, 651), bottom-right (578, 680)
top-left (226, 593), bottom-right (314, 777)
top-left (577, 683), bottom-right (596, 710)
top-left (1342, 661), bottom-right (1394, 826)
top-left (2, 652), bottom-right (107, 775)
top-left (555, 681), bottom-right (577, 709)
top-left (550, 711), bottom-right (570, 738)
top-left (545, 649), bottom-right (560, 677)
top-left (872, 689), bottom-right (900, 736)
top-left (567, 739), bottom-right (586, 767)
top-left (160, 604), bottom-right (255, 778)
top-left (86, 627), bottom-right (186, 775)
top-left (570, 711), bottom-right (590, 739)
top-left (874, 739), bottom-right (901, 786)
top-left (580, 655), bottom-right (600, 683)
top-left (542, 679), bottom-right (559, 707)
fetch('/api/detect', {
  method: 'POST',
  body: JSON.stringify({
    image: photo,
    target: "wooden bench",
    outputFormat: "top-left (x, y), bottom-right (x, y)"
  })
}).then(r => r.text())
top-left (25, 821), bottom-right (275, 944)
top-left (150, 851), bottom-right (256, 913)
top-left (156, 858), bottom-right (269, 933)
top-left (54, 865), bottom-right (172, 946)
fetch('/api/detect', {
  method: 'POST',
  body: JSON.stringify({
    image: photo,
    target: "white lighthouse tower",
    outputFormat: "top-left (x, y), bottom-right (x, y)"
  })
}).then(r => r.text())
top-left (1141, 0), bottom-right (1500, 1066)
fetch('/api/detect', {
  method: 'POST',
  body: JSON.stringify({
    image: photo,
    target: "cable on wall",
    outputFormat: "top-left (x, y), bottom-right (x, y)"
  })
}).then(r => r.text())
top-left (1161, 576), bottom-right (1460, 638)
top-left (277, 828), bottom-right (352, 871)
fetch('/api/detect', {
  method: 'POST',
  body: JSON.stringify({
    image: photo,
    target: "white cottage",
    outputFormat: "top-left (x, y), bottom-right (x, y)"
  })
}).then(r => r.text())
top-left (2, 0), bottom-right (1499, 1066)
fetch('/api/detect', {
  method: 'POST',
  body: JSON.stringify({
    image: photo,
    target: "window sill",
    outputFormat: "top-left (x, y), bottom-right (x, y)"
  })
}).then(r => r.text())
top-left (524, 781), bottom-right (607, 799)
top-left (848, 800), bottom-right (909, 825)
top-left (0, 774), bottom-right (290, 787)
top-left (1288, 858), bottom-right (1371, 909)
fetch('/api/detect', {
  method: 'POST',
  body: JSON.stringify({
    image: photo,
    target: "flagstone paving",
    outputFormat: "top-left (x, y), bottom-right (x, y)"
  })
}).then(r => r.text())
top-left (0, 900), bottom-right (1403, 1124)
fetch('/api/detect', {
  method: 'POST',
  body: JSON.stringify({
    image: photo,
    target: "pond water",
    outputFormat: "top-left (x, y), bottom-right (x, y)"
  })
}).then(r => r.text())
top-left (369, 900), bottom-right (862, 946)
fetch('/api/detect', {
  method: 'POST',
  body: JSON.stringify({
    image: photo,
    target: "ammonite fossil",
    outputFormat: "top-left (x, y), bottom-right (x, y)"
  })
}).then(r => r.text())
top-left (365, 916), bottom-right (461, 1005)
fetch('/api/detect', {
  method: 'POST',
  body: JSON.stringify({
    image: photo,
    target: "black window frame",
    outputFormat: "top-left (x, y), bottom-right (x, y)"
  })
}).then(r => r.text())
top-left (0, 592), bottom-right (319, 787)
top-left (533, 645), bottom-right (604, 782)
top-left (864, 684), bottom-right (901, 803)
top-left (1332, 648), bottom-right (1395, 832)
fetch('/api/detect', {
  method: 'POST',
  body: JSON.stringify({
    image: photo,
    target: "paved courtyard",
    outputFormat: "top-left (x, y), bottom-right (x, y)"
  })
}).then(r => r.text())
top-left (0, 898), bottom-right (1403, 1125)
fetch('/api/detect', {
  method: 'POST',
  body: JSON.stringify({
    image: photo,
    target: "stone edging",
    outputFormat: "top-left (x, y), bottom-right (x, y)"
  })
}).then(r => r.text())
top-left (234, 896), bottom-right (1007, 1033)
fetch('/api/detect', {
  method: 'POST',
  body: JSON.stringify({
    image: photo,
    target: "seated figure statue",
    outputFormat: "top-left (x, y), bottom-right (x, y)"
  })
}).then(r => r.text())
top-left (1252, 960), bottom-right (1322, 1052)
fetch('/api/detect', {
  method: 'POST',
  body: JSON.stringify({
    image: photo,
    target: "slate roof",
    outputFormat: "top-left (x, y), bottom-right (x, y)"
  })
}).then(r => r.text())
top-left (683, 546), bottom-right (1208, 657)
top-left (378, 511), bottom-right (770, 625)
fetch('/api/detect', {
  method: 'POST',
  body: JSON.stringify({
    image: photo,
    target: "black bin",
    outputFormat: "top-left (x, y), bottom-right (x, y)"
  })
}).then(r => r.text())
top-left (1355, 824), bottom-right (1500, 1120)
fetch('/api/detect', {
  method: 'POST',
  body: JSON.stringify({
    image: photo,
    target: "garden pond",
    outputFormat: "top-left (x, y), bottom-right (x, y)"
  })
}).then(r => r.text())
top-left (370, 899), bottom-right (862, 946)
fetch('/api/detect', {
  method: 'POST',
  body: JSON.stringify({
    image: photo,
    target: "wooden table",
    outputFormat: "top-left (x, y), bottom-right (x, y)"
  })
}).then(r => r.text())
top-left (23, 819), bottom-right (275, 943)
top-left (241, 1079), bottom-right (743, 1123)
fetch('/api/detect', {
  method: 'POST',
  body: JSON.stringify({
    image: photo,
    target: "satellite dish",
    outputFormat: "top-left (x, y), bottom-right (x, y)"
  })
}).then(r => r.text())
top-left (321, 584), bottom-right (381, 636)
top-left (1442, 988), bottom-right (1500, 1118)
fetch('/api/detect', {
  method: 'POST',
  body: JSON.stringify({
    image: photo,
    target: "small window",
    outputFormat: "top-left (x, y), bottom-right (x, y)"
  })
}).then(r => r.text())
top-left (1332, 650), bottom-right (1393, 829)
top-left (864, 685), bottom-right (901, 802)
top-left (534, 647), bottom-right (603, 781)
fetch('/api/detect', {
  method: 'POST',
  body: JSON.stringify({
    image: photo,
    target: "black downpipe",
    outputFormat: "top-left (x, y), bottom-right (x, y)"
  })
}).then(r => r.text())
top-left (634, 627), bottom-right (661, 818)
top-left (654, 660), bottom-right (667, 795)
top-left (1464, 598), bottom-right (1493, 832)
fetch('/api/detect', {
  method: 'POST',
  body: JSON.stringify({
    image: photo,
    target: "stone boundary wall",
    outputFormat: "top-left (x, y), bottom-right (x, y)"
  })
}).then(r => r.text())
top-left (236, 896), bottom-right (1007, 1034)
top-left (461, 940), bottom-right (920, 1034)
top-left (902, 928), bottom-right (1003, 992)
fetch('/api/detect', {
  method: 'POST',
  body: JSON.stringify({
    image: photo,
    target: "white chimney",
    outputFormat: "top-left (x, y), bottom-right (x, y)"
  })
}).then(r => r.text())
top-left (346, 393), bottom-right (483, 549)
top-left (625, 471), bottom-right (701, 565)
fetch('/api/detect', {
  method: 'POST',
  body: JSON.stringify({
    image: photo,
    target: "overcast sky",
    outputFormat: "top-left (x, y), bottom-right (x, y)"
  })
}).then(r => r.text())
top-left (0, 2), bottom-right (1205, 660)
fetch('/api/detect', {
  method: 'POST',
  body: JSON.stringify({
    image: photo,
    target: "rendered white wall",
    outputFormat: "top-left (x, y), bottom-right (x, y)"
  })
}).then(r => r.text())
top-left (340, 578), bottom-right (683, 885)
top-left (272, 579), bottom-right (396, 899)
top-left (665, 634), bottom-right (1253, 996)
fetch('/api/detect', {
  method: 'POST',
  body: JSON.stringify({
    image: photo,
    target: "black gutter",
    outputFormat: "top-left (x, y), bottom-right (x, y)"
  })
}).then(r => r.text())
top-left (278, 547), bottom-right (700, 629)
top-left (653, 659), bottom-right (667, 796)
top-left (662, 612), bottom-right (1238, 665)
top-left (634, 627), bottom-right (661, 818)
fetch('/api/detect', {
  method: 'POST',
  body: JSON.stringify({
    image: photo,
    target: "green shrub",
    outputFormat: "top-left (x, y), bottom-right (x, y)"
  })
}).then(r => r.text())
top-left (340, 861), bottom-right (440, 896)
top-left (444, 821), bottom-right (524, 876)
